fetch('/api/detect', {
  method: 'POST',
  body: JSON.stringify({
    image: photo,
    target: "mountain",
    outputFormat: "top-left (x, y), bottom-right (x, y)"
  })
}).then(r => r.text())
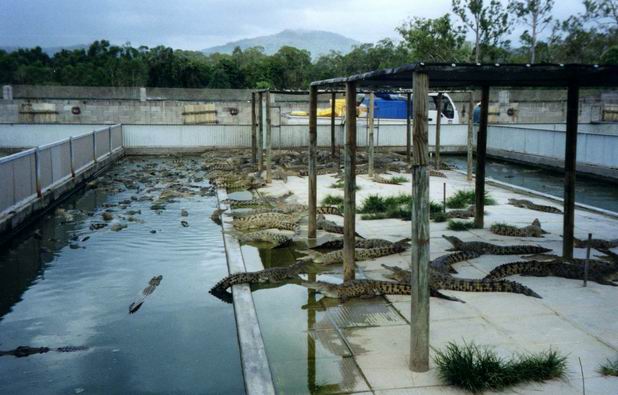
top-left (202, 29), bottom-right (360, 58)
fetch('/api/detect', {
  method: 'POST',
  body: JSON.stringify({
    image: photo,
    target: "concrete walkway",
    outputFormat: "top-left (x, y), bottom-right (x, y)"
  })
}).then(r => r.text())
top-left (252, 169), bottom-right (618, 394)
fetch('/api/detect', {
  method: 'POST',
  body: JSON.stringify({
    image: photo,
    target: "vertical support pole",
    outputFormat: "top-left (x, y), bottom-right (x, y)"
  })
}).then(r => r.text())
top-left (467, 91), bottom-right (474, 181)
top-left (266, 91), bottom-right (272, 183)
top-left (406, 92), bottom-right (412, 163)
top-left (308, 86), bottom-right (318, 239)
top-left (108, 127), bottom-right (112, 155)
top-left (69, 137), bottom-right (75, 177)
top-left (343, 81), bottom-right (357, 282)
top-left (474, 85), bottom-right (489, 229)
top-left (410, 72), bottom-right (430, 372)
top-left (306, 271), bottom-right (317, 392)
top-left (251, 92), bottom-right (257, 164)
top-left (368, 92), bottom-right (375, 177)
top-left (258, 92), bottom-right (264, 172)
top-left (563, 82), bottom-right (579, 259)
top-left (92, 131), bottom-right (97, 163)
top-left (435, 93), bottom-right (443, 170)
top-left (34, 148), bottom-right (42, 197)
top-left (331, 91), bottom-right (336, 158)
top-left (583, 233), bottom-right (592, 287)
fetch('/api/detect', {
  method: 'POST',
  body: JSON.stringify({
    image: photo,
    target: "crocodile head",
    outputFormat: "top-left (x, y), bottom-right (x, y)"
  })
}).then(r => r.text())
top-left (442, 235), bottom-right (463, 250)
top-left (301, 281), bottom-right (341, 298)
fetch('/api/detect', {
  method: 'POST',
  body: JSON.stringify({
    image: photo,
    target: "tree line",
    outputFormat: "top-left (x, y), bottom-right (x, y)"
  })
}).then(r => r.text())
top-left (1, 0), bottom-right (616, 90)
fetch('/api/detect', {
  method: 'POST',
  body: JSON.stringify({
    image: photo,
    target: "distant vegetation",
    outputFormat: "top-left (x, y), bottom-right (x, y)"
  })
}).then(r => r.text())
top-left (0, 0), bottom-right (616, 88)
top-left (446, 190), bottom-right (496, 209)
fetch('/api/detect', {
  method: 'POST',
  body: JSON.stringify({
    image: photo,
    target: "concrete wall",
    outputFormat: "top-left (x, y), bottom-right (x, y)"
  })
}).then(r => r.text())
top-left (2, 85), bottom-right (617, 125)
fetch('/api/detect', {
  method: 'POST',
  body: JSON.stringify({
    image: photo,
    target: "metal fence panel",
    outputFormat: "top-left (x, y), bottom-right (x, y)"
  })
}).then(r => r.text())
top-left (51, 141), bottom-right (71, 185)
top-left (95, 128), bottom-right (109, 159)
top-left (37, 147), bottom-right (53, 190)
top-left (111, 125), bottom-right (122, 150)
top-left (73, 133), bottom-right (94, 171)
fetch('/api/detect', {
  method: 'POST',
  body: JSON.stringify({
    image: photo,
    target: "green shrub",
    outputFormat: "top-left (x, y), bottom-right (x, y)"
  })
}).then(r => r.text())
top-left (430, 201), bottom-right (444, 213)
top-left (321, 195), bottom-right (343, 206)
top-left (358, 194), bottom-right (413, 219)
top-left (329, 179), bottom-right (360, 190)
top-left (431, 211), bottom-right (447, 222)
top-left (446, 190), bottom-right (496, 209)
top-left (447, 220), bottom-right (475, 231)
top-left (389, 175), bottom-right (408, 184)
top-left (434, 342), bottom-right (567, 393)
top-left (599, 357), bottom-right (618, 376)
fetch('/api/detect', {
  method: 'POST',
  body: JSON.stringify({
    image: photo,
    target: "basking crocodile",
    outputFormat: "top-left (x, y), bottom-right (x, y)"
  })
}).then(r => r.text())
top-left (129, 275), bottom-right (163, 314)
top-left (210, 261), bottom-right (310, 292)
top-left (483, 259), bottom-right (618, 286)
top-left (372, 175), bottom-right (406, 185)
top-left (430, 251), bottom-right (483, 274)
top-left (573, 237), bottom-right (618, 249)
top-left (237, 230), bottom-right (293, 248)
top-left (446, 205), bottom-right (475, 219)
top-left (382, 264), bottom-right (542, 299)
top-left (310, 238), bottom-right (399, 250)
top-left (0, 345), bottom-right (89, 358)
top-left (233, 212), bottom-right (299, 224)
top-left (508, 198), bottom-right (563, 214)
top-left (443, 235), bottom-right (552, 255)
top-left (300, 240), bottom-right (410, 265)
top-left (210, 208), bottom-right (226, 225)
top-left (490, 219), bottom-right (548, 238)
top-left (429, 170), bottom-right (447, 178)
top-left (317, 214), bottom-right (363, 238)
top-left (301, 279), bottom-right (412, 301)
top-left (233, 215), bottom-right (300, 232)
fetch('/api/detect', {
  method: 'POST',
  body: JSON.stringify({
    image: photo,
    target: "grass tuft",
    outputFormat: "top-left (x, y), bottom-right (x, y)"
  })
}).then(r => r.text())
top-left (599, 357), bottom-right (618, 376)
top-left (434, 342), bottom-right (567, 393)
top-left (430, 201), bottom-right (444, 214)
top-left (431, 211), bottom-right (448, 222)
top-left (358, 194), bottom-right (413, 219)
top-left (329, 179), bottom-right (360, 190)
top-left (389, 175), bottom-right (408, 184)
top-left (447, 220), bottom-right (475, 231)
top-left (446, 190), bottom-right (496, 209)
top-left (321, 195), bottom-right (343, 207)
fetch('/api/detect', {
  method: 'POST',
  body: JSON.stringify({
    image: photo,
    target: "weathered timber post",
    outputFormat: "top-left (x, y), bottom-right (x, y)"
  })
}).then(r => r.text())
top-left (410, 71), bottom-right (430, 372)
top-left (251, 92), bottom-right (257, 164)
top-left (434, 92), bottom-right (443, 170)
top-left (467, 91), bottom-right (474, 181)
top-left (308, 86), bottom-right (318, 239)
top-left (474, 85), bottom-right (489, 229)
top-left (258, 91), bottom-right (264, 172)
top-left (343, 81), bottom-right (357, 282)
top-left (563, 82), bottom-right (579, 259)
top-left (331, 91), bottom-right (336, 158)
top-left (368, 92), bottom-right (375, 177)
top-left (406, 92), bottom-right (412, 163)
top-left (265, 91), bottom-right (272, 183)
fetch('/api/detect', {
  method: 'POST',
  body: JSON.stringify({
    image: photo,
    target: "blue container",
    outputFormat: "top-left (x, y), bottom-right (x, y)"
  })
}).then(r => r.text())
top-left (361, 94), bottom-right (410, 119)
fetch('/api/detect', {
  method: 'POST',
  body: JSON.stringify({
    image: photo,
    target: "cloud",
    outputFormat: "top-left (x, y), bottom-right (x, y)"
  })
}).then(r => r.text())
top-left (0, 0), bottom-right (587, 50)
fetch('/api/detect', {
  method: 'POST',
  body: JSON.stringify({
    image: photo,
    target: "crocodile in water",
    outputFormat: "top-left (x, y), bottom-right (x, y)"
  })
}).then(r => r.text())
top-left (490, 219), bottom-right (548, 238)
top-left (129, 275), bottom-right (163, 314)
top-left (310, 238), bottom-right (400, 250)
top-left (443, 235), bottom-right (552, 255)
top-left (210, 260), bottom-right (310, 292)
top-left (508, 198), bottom-right (563, 214)
top-left (237, 230), bottom-right (293, 248)
top-left (0, 345), bottom-right (89, 358)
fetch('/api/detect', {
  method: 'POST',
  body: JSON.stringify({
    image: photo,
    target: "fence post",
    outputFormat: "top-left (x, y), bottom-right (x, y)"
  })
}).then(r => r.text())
top-left (92, 131), bottom-right (97, 164)
top-left (35, 148), bottom-right (42, 197)
top-left (69, 137), bottom-right (75, 177)
top-left (108, 127), bottom-right (113, 155)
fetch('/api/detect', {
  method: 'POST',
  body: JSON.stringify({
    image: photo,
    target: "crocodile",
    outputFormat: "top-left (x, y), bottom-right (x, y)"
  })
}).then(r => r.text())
top-left (442, 235), bottom-right (552, 255)
top-left (317, 214), bottom-right (363, 238)
top-left (233, 214), bottom-right (300, 232)
top-left (310, 238), bottom-right (399, 250)
top-left (233, 212), bottom-right (299, 224)
top-left (0, 345), bottom-right (89, 358)
top-left (430, 251), bottom-right (483, 274)
top-left (210, 208), bottom-right (226, 225)
top-left (382, 264), bottom-right (542, 299)
top-left (300, 240), bottom-right (410, 265)
top-left (316, 206), bottom-right (343, 216)
top-left (490, 219), bottom-right (548, 238)
top-left (129, 275), bottom-right (163, 314)
top-left (446, 205), bottom-right (475, 219)
top-left (573, 237), bottom-right (618, 249)
top-left (429, 170), bottom-right (447, 178)
top-left (372, 175), bottom-right (406, 185)
top-left (483, 259), bottom-right (618, 286)
top-left (210, 261), bottom-right (310, 292)
top-left (508, 198), bottom-right (563, 214)
top-left (237, 230), bottom-right (293, 248)
top-left (301, 280), bottom-right (412, 301)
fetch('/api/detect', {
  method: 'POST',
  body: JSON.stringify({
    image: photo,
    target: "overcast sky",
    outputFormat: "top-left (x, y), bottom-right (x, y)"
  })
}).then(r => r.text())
top-left (1, 0), bottom-right (586, 50)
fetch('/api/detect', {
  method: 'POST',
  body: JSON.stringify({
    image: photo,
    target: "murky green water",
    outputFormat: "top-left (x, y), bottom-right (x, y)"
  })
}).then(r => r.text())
top-left (447, 155), bottom-right (618, 213)
top-left (0, 157), bottom-right (244, 394)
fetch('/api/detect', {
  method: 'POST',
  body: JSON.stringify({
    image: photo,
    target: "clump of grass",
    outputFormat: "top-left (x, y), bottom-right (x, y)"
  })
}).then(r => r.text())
top-left (430, 201), bottom-right (444, 214)
top-left (446, 190), bottom-right (496, 209)
top-left (447, 220), bottom-right (475, 231)
top-left (358, 194), bottom-right (413, 220)
top-left (329, 179), bottom-right (360, 190)
top-left (389, 175), bottom-right (408, 184)
top-left (431, 211), bottom-right (447, 222)
top-left (434, 342), bottom-right (567, 394)
top-left (321, 195), bottom-right (343, 207)
top-left (599, 357), bottom-right (618, 376)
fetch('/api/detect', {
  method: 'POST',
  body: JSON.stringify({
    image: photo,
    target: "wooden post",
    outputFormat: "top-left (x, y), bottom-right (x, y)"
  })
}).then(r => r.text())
top-left (265, 91), bottom-right (272, 183)
top-left (467, 91), bottom-right (474, 181)
top-left (410, 72), bottom-right (430, 373)
top-left (435, 92), bottom-right (443, 170)
top-left (251, 92), bottom-right (257, 164)
top-left (308, 86), bottom-right (318, 239)
top-left (258, 92), bottom-right (264, 172)
top-left (331, 91), bottom-right (336, 158)
top-left (584, 233), bottom-right (592, 287)
top-left (343, 81), bottom-right (357, 282)
top-left (406, 92), bottom-right (412, 163)
top-left (563, 83), bottom-right (579, 259)
top-left (368, 92), bottom-right (375, 177)
top-left (474, 85), bottom-right (489, 229)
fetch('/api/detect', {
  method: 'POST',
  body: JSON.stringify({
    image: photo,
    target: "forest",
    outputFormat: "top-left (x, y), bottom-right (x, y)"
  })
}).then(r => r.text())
top-left (1, 0), bottom-right (616, 89)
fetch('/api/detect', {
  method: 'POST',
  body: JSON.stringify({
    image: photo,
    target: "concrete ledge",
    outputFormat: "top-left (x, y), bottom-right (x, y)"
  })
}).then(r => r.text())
top-left (453, 169), bottom-right (618, 220)
top-left (216, 189), bottom-right (275, 395)
top-left (0, 149), bottom-right (124, 243)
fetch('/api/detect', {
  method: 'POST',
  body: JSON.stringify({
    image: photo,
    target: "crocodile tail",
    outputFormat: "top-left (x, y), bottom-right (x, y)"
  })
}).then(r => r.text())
top-left (483, 261), bottom-right (548, 281)
top-left (209, 273), bottom-right (244, 292)
top-left (440, 277), bottom-right (542, 298)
